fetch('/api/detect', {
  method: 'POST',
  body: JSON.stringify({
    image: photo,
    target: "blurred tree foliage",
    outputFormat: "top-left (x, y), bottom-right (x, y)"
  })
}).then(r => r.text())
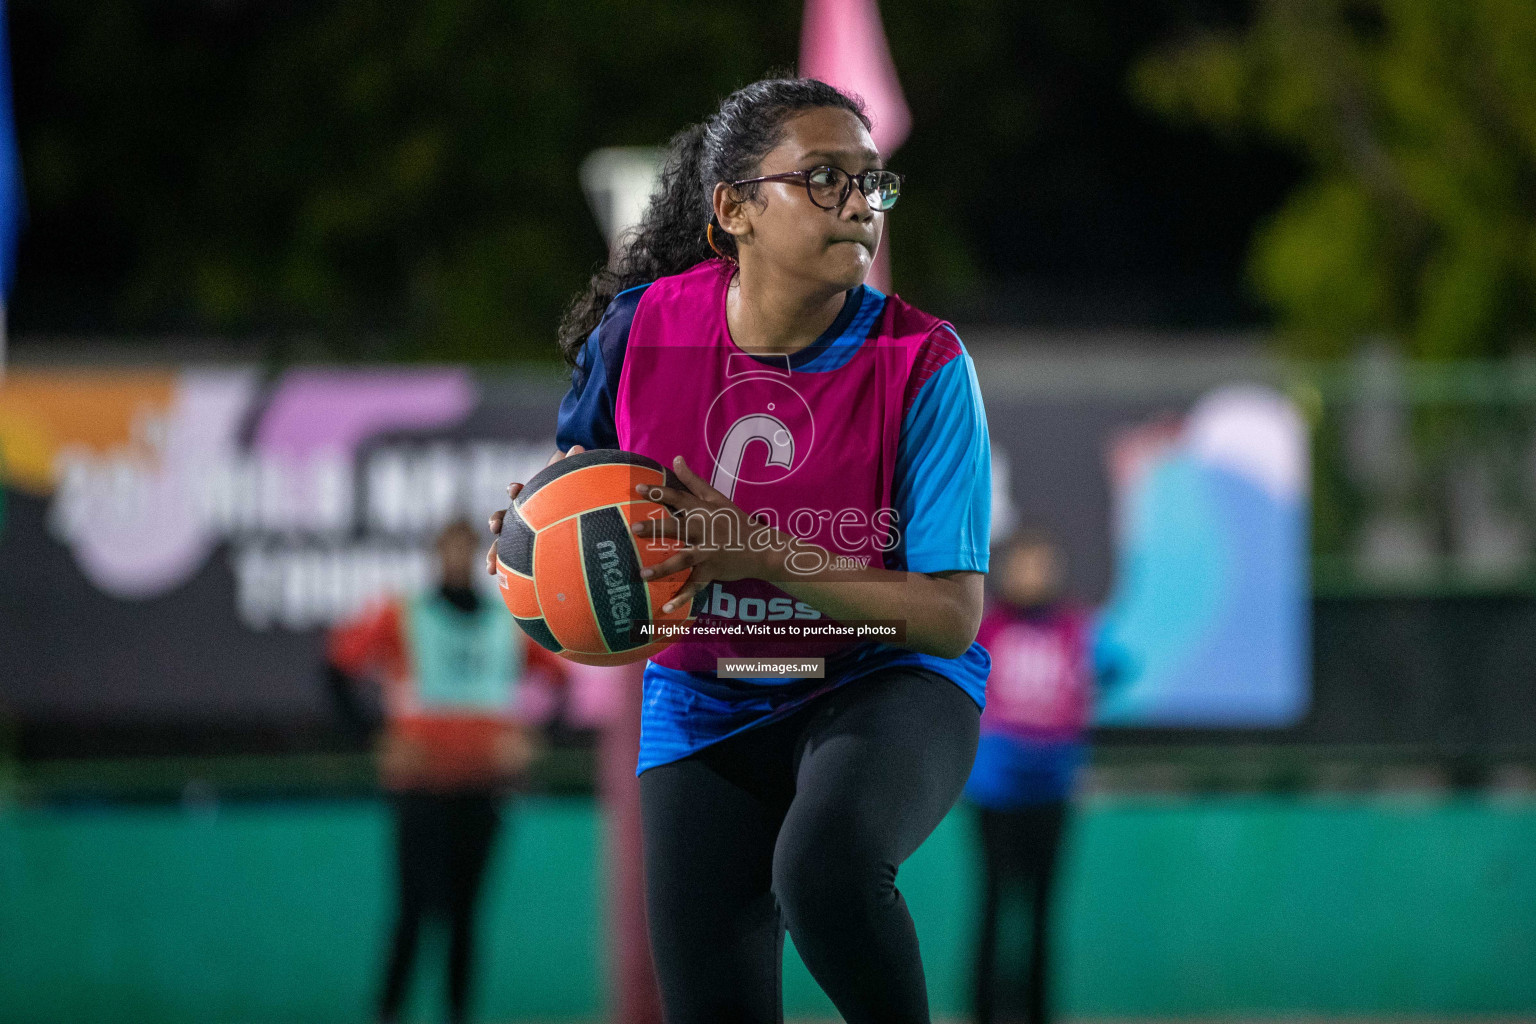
top-left (13, 0), bottom-right (804, 361)
top-left (1135, 0), bottom-right (1536, 360)
top-left (11, 0), bottom-right (1294, 361)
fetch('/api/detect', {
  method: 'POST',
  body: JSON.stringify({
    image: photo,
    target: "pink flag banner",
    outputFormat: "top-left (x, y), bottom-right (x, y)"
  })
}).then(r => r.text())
top-left (800, 0), bottom-right (910, 292)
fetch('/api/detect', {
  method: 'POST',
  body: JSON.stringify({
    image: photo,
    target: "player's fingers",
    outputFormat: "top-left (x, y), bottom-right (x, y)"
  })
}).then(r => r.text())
top-left (634, 481), bottom-right (699, 511)
top-left (662, 570), bottom-right (714, 614)
top-left (505, 481), bottom-right (524, 501)
top-left (486, 507), bottom-right (510, 575)
top-left (671, 455), bottom-right (725, 503)
top-left (641, 547), bottom-right (704, 581)
top-left (629, 514), bottom-right (682, 541)
top-left (547, 443), bottom-right (585, 467)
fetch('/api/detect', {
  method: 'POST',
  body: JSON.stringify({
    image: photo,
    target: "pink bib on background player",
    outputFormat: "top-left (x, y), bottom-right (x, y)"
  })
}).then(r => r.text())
top-left (975, 605), bottom-right (1093, 738)
top-left (615, 259), bottom-right (952, 673)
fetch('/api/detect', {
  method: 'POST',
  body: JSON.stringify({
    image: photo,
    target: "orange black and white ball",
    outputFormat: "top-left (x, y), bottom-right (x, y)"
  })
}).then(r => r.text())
top-left (495, 449), bottom-right (702, 666)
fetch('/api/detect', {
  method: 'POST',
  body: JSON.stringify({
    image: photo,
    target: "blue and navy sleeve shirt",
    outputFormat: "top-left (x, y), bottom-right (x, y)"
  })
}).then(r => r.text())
top-left (556, 283), bottom-right (650, 452)
top-left (556, 281), bottom-right (993, 772)
top-left (889, 324), bottom-right (992, 575)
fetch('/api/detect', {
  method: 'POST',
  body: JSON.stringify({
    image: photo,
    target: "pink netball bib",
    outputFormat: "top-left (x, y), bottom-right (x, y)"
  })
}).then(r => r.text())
top-left (615, 259), bottom-right (951, 673)
top-left (975, 605), bottom-right (1093, 737)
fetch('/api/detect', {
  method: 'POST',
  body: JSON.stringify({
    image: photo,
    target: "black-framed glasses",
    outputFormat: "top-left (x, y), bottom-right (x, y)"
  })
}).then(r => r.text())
top-left (730, 165), bottom-right (904, 212)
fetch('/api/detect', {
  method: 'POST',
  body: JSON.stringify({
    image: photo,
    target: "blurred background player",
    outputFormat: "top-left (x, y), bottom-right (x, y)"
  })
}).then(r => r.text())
top-left (964, 529), bottom-right (1122, 1024)
top-left (325, 519), bottom-right (564, 1024)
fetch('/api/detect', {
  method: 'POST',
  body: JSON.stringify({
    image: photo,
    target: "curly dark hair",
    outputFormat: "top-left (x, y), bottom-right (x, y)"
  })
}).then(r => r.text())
top-left (556, 77), bottom-right (871, 365)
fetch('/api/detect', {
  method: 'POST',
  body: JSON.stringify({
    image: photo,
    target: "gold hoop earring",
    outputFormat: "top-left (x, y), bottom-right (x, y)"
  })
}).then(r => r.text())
top-left (707, 221), bottom-right (735, 263)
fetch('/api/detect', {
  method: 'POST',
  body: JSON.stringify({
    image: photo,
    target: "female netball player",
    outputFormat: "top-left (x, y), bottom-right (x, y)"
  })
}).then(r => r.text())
top-left (964, 530), bottom-right (1104, 1024)
top-left (489, 77), bottom-right (992, 1024)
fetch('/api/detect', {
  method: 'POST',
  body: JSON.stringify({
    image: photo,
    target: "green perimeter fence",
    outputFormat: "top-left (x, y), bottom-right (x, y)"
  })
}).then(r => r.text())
top-left (1, 793), bottom-right (1533, 1023)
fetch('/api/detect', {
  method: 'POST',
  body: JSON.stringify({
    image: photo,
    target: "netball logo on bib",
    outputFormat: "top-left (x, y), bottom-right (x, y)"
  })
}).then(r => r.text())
top-left (704, 353), bottom-right (816, 500)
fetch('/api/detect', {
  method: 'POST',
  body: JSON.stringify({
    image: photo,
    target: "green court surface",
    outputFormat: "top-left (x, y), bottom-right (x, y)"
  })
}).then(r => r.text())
top-left (1, 794), bottom-right (1533, 1022)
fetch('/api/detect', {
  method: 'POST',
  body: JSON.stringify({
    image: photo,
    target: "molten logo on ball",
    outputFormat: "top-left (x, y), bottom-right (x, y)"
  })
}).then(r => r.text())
top-left (595, 538), bottom-right (635, 638)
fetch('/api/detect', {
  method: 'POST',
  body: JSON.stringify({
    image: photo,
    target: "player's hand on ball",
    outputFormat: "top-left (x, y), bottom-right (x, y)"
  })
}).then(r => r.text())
top-left (629, 455), bottom-right (778, 613)
top-left (486, 445), bottom-right (585, 575)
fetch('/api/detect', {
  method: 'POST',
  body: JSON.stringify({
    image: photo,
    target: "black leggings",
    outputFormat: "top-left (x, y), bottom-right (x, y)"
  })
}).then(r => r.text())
top-left (640, 667), bottom-right (981, 1024)
top-left (973, 802), bottom-right (1068, 1024)
top-left (379, 791), bottom-right (503, 1024)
